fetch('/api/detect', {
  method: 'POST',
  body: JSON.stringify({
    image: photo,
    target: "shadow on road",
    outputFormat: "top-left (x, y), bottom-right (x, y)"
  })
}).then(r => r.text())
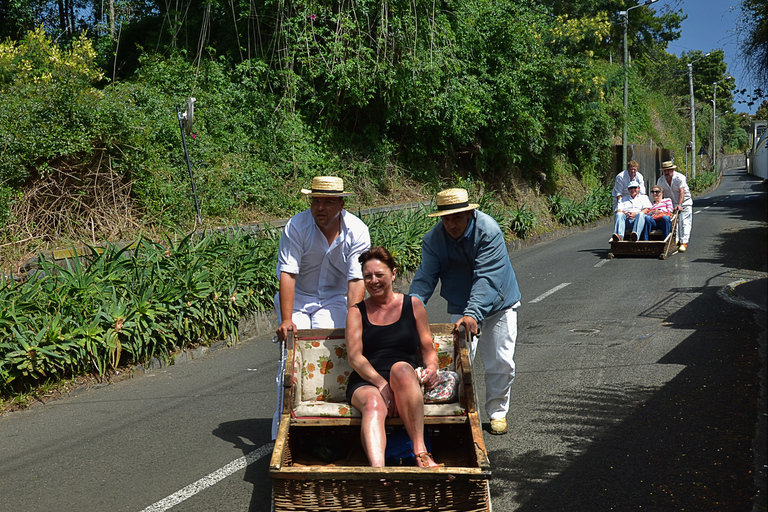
top-left (212, 418), bottom-right (274, 512)
top-left (498, 171), bottom-right (765, 511)
top-left (499, 286), bottom-right (761, 511)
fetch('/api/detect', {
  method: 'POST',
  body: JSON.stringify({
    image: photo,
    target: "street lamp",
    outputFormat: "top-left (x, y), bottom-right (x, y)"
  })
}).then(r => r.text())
top-left (687, 51), bottom-right (711, 179)
top-left (620, 0), bottom-right (658, 172)
top-left (712, 75), bottom-right (732, 165)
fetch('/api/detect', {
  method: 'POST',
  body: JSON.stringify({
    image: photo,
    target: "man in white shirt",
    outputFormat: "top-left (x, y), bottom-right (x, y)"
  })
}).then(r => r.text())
top-left (657, 161), bottom-right (693, 252)
top-left (612, 160), bottom-right (646, 211)
top-left (275, 176), bottom-right (371, 341)
top-left (612, 180), bottom-right (653, 242)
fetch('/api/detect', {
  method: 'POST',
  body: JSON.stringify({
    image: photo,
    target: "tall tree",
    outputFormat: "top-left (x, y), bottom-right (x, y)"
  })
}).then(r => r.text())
top-left (735, 0), bottom-right (767, 111)
top-left (0, 0), bottom-right (39, 40)
top-left (739, 0), bottom-right (767, 88)
top-left (544, 0), bottom-right (685, 60)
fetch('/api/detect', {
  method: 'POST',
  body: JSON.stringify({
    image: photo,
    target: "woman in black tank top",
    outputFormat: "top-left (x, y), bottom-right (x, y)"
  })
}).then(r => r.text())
top-left (346, 247), bottom-right (440, 468)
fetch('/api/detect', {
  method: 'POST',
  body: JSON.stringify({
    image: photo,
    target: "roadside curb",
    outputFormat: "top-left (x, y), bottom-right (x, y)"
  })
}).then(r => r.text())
top-left (718, 278), bottom-right (768, 313)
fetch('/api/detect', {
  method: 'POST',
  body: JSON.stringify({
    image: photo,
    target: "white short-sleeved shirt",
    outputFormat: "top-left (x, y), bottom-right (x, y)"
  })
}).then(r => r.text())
top-left (276, 209), bottom-right (371, 314)
top-left (612, 170), bottom-right (646, 199)
top-left (657, 172), bottom-right (692, 207)
top-left (617, 194), bottom-right (653, 213)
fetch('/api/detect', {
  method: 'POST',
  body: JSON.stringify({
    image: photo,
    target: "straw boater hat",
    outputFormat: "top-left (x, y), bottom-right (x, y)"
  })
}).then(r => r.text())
top-left (661, 161), bottom-right (677, 171)
top-left (301, 176), bottom-right (353, 197)
top-left (428, 188), bottom-right (479, 217)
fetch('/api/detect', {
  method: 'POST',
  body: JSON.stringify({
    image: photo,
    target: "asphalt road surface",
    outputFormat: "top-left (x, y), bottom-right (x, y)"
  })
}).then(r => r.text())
top-left (0, 168), bottom-right (765, 512)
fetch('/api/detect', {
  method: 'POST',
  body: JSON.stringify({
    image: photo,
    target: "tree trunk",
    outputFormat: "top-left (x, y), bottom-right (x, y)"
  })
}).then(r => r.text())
top-left (68, 0), bottom-right (75, 35)
top-left (109, 0), bottom-right (115, 38)
top-left (58, 0), bottom-right (66, 34)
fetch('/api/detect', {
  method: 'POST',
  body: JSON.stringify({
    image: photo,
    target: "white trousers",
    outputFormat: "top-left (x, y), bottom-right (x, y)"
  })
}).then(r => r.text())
top-left (676, 204), bottom-right (693, 244)
top-left (274, 294), bottom-right (348, 330)
top-left (451, 307), bottom-right (517, 420)
top-left (272, 296), bottom-right (346, 439)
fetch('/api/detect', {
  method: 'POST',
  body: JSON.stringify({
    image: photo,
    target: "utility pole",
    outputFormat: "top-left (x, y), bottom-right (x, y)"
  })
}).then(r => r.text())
top-left (712, 82), bottom-right (717, 165)
top-left (622, 11), bottom-right (628, 173)
top-left (620, 0), bottom-right (658, 173)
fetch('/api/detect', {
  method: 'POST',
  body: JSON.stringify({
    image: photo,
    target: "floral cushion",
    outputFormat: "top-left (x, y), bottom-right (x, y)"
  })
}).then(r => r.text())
top-left (292, 332), bottom-right (463, 418)
top-left (432, 333), bottom-right (455, 370)
top-left (299, 338), bottom-right (350, 403)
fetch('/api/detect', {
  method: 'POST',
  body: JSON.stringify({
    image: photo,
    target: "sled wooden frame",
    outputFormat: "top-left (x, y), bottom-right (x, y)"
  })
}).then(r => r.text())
top-left (269, 323), bottom-right (492, 512)
top-left (608, 213), bottom-right (679, 260)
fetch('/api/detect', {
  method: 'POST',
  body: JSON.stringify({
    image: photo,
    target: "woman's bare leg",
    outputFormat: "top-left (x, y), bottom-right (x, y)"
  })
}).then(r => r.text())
top-left (351, 386), bottom-right (388, 467)
top-left (389, 362), bottom-right (438, 467)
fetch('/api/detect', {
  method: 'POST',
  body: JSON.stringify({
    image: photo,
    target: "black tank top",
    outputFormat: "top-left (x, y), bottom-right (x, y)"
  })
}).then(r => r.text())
top-left (358, 294), bottom-right (420, 372)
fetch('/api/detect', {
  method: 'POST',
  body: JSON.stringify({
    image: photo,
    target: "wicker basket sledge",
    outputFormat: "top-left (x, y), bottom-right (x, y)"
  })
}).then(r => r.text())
top-left (608, 213), bottom-right (679, 259)
top-left (269, 324), bottom-right (492, 512)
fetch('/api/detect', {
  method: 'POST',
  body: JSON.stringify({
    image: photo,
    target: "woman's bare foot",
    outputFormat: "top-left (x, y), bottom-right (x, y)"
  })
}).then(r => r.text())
top-left (414, 452), bottom-right (439, 468)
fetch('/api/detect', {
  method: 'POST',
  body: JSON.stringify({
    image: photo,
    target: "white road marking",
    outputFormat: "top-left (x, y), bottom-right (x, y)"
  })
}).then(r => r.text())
top-left (594, 259), bottom-right (609, 268)
top-left (529, 283), bottom-right (571, 303)
top-left (694, 210), bottom-right (702, 214)
top-left (140, 443), bottom-right (274, 511)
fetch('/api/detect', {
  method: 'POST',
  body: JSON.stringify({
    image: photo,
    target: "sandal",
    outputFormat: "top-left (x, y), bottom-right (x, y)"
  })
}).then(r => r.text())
top-left (413, 452), bottom-right (440, 468)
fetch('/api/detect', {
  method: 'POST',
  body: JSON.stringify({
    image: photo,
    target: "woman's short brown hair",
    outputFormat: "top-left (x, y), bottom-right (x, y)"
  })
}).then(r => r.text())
top-left (359, 246), bottom-right (397, 272)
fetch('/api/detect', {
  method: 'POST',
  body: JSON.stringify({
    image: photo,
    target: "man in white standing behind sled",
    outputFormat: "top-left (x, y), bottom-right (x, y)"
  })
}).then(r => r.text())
top-left (657, 161), bottom-right (693, 252)
top-left (409, 188), bottom-right (522, 435)
top-left (274, 176), bottom-right (371, 340)
top-left (271, 176), bottom-right (370, 439)
top-left (612, 159), bottom-right (646, 211)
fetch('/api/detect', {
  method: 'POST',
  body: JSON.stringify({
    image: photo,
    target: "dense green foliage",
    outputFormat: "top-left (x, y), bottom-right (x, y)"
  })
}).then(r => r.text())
top-left (0, 3), bottom-right (627, 235)
top-left (548, 186), bottom-right (612, 227)
top-left (0, 1), bottom-right (745, 239)
top-left (689, 171), bottom-right (718, 192)
top-left (0, 230), bottom-right (279, 395)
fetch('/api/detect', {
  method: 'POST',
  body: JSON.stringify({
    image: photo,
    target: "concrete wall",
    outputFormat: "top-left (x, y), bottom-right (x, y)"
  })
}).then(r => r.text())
top-left (718, 153), bottom-right (746, 173)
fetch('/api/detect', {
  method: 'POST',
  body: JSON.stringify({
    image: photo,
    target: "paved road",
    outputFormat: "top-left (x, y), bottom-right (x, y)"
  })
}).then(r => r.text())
top-left (0, 169), bottom-right (765, 512)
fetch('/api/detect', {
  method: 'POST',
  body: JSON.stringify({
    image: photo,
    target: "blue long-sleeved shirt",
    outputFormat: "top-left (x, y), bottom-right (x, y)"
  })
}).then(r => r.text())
top-left (409, 210), bottom-right (521, 321)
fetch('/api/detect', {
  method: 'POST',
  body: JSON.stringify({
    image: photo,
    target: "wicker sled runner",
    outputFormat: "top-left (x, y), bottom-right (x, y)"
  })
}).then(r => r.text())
top-left (269, 323), bottom-right (492, 512)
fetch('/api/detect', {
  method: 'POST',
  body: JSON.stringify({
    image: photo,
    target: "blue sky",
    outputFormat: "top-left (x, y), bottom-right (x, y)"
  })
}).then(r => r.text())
top-left (658, 0), bottom-right (760, 114)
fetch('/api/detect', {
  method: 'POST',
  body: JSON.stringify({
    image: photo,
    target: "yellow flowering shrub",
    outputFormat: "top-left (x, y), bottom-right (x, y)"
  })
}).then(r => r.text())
top-left (548, 12), bottom-right (612, 53)
top-left (0, 25), bottom-right (103, 87)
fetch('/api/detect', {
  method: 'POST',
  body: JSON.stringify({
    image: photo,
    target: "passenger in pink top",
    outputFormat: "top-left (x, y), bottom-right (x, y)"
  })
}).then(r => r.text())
top-left (643, 185), bottom-right (673, 239)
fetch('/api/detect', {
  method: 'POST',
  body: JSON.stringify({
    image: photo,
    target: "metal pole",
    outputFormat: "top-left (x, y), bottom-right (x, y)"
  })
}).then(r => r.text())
top-left (712, 82), bottom-right (717, 168)
top-left (622, 11), bottom-right (628, 174)
top-left (177, 105), bottom-right (203, 226)
top-left (688, 63), bottom-right (696, 180)
top-left (619, 1), bottom-right (657, 174)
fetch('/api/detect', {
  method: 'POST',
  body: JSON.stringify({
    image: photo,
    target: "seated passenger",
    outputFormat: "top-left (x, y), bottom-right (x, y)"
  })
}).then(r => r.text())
top-left (643, 185), bottom-right (673, 240)
top-left (346, 247), bottom-right (440, 468)
top-left (612, 180), bottom-right (653, 242)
